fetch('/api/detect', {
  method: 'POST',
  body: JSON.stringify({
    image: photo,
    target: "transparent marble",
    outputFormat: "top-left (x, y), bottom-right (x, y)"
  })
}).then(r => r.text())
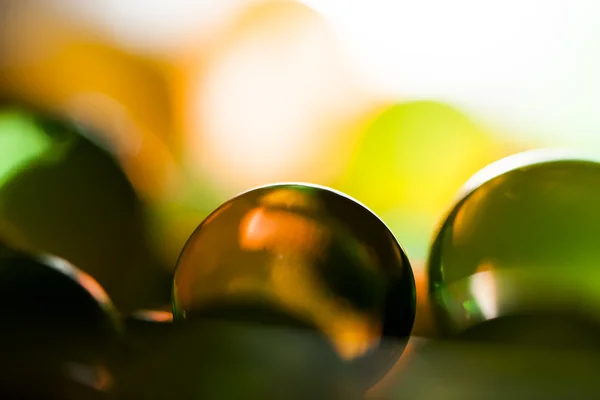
top-left (428, 149), bottom-right (600, 336)
top-left (173, 183), bottom-right (416, 388)
top-left (0, 242), bottom-right (121, 398)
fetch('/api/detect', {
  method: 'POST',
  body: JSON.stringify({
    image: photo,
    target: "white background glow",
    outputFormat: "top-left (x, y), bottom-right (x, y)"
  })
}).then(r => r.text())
top-left (302, 0), bottom-right (600, 146)
top-left (46, 0), bottom-right (600, 147)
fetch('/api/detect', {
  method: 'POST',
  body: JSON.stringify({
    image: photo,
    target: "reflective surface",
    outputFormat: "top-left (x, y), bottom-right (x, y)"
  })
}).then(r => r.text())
top-left (394, 326), bottom-right (600, 400)
top-left (0, 242), bottom-right (122, 399)
top-left (0, 103), bottom-right (171, 313)
top-left (125, 312), bottom-right (363, 399)
top-left (119, 308), bottom-right (176, 398)
top-left (428, 149), bottom-right (600, 336)
top-left (173, 183), bottom-right (416, 388)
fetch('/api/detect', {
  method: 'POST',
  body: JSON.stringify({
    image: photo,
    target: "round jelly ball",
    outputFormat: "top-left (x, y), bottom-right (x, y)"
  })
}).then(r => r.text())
top-left (0, 103), bottom-right (171, 313)
top-left (428, 149), bottom-right (600, 336)
top-left (173, 183), bottom-right (416, 388)
top-left (0, 242), bottom-right (122, 399)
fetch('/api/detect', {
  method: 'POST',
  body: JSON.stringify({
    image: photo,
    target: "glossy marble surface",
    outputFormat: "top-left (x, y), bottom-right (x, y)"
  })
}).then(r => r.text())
top-left (428, 149), bottom-right (600, 336)
top-left (0, 243), bottom-right (121, 398)
top-left (173, 183), bottom-right (416, 388)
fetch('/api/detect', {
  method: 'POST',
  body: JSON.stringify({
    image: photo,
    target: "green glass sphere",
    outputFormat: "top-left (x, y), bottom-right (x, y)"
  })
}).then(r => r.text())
top-left (0, 103), bottom-right (171, 313)
top-left (172, 183), bottom-right (416, 389)
top-left (428, 149), bottom-right (600, 336)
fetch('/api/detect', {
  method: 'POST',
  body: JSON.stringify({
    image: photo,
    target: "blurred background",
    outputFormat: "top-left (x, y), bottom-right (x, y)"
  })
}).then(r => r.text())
top-left (3, 0), bottom-right (599, 317)
top-left (4, 0), bottom-right (597, 270)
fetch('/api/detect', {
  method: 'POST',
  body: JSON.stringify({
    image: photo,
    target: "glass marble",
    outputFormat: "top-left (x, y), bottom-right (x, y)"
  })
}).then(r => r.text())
top-left (0, 242), bottom-right (122, 399)
top-left (0, 102), bottom-right (171, 313)
top-left (428, 149), bottom-right (600, 336)
top-left (172, 183), bottom-right (416, 388)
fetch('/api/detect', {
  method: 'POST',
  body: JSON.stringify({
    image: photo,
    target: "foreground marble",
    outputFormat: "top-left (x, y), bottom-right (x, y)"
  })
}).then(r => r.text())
top-left (173, 183), bottom-right (416, 389)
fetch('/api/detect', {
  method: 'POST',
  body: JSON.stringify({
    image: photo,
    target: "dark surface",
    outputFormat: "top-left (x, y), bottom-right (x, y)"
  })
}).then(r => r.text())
top-left (394, 315), bottom-right (600, 400)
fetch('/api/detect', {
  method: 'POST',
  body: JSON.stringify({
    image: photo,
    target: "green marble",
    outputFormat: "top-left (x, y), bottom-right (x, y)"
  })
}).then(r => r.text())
top-left (428, 149), bottom-right (600, 336)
